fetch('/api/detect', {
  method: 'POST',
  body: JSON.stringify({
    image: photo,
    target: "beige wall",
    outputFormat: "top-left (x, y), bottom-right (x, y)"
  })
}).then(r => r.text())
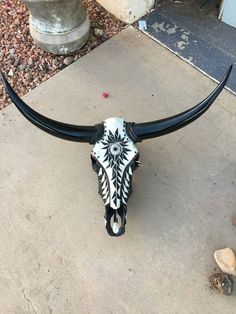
top-left (96, 0), bottom-right (155, 23)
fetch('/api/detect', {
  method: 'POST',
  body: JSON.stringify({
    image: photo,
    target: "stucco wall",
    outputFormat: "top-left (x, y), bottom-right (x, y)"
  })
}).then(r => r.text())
top-left (96, 0), bottom-right (155, 23)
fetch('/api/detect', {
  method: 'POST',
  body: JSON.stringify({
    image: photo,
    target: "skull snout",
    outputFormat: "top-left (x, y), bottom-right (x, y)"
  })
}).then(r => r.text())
top-left (104, 205), bottom-right (127, 237)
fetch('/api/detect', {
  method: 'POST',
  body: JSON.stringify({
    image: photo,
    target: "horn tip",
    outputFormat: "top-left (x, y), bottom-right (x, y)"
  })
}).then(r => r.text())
top-left (226, 64), bottom-right (234, 77)
top-left (224, 64), bottom-right (233, 82)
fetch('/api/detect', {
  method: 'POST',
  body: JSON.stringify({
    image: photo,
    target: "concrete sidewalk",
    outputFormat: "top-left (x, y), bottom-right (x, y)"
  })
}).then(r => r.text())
top-left (1, 26), bottom-right (236, 313)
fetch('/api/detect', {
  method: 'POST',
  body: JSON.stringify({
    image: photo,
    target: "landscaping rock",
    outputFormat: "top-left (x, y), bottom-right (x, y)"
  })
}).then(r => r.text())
top-left (214, 248), bottom-right (236, 276)
top-left (27, 57), bottom-right (34, 66)
top-left (209, 273), bottom-right (233, 296)
top-left (8, 69), bottom-right (14, 77)
top-left (94, 28), bottom-right (104, 37)
top-left (63, 56), bottom-right (74, 66)
top-left (232, 215), bottom-right (236, 225)
top-left (9, 48), bottom-right (15, 57)
top-left (19, 64), bottom-right (26, 71)
top-left (13, 59), bottom-right (20, 67)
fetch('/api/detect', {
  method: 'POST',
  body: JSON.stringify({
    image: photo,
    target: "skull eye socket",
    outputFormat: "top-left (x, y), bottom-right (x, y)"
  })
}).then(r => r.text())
top-left (109, 143), bottom-right (122, 156)
top-left (132, 153), bottom-right (141, 171)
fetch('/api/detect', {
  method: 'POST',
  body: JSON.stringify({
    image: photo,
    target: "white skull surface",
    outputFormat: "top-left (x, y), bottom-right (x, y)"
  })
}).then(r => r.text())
top-left (91, 118), bottom-right (140, 236)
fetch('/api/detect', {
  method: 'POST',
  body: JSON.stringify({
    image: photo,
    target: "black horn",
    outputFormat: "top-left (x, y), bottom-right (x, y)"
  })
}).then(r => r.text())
top-left (131, 65), bottom-right (233, 141)
top-left (1, 72), bottom-right (100, 143)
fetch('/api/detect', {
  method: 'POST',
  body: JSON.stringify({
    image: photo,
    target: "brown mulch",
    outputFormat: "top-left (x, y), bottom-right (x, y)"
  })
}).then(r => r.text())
top-left (0, 0), bottom-right (125, 110)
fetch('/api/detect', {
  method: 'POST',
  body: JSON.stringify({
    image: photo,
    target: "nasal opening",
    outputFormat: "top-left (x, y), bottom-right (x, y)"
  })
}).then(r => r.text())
top-left (104, 205), bottom-right (127, 237)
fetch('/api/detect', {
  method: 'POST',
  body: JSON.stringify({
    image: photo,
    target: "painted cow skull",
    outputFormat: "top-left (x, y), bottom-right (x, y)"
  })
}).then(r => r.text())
top-left (1, 66), bottom-right (232, 236)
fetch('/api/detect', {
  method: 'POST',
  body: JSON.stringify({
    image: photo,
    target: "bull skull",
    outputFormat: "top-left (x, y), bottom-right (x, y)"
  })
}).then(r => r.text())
top-left (1, 66), bottom-right (232, 236)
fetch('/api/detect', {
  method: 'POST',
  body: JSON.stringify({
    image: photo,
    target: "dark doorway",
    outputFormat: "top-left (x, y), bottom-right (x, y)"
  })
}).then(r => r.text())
top-left (140, 0), bottom-right (236, 93)
top-left (156, 0), bottom-right (222, 19)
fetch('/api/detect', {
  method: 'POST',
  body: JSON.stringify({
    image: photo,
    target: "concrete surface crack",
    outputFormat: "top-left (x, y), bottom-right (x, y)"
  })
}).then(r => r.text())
top-left (18, 280), bottom-right (37, 314)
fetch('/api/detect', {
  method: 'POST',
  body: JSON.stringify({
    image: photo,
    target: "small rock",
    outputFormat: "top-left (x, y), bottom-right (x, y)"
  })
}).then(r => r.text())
top-left (63, 56), bottom-right (74, 66)
top-left (28, 57), bottom-right (34, 66)
top-left (19, 64), bottom-right (26, 71)
top-left (52, 59), bottom-right (58, 66)
top-left (209, 273), bottom-right (233, 296)
top-left (171, 0), bottom-right (184, 4)
top-left (14, 58), bottom-right (20, 67)
top-left (8, 69), bottom-right (14, 77)
top-left (9, 48), bottom-right (15, 57)
top-left (27, 74), bottom-right (33, 82)
top-left (14, 18), bottom-right (20, 26)
top-left (94, 28), bottom-right (104, 37)
top-left (89, 34), bottom-right (97, 43)
top-left (0, 51), bottom-right (5, 59)
top-left (232, 216), bottom-right (236, 225)
top-left (214, 248), bottom-right (236, 276)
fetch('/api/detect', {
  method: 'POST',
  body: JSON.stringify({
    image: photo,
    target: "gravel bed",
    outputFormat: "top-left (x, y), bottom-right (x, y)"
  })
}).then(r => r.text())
top-left (0, 0), bottom-right (125, 110)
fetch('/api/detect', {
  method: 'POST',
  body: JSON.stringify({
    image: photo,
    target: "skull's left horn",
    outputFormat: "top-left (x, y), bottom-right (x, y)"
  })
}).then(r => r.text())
top-left (131, 65), bottom-right (233, 141)
top-left (1, 72), bottom-right (100, 143)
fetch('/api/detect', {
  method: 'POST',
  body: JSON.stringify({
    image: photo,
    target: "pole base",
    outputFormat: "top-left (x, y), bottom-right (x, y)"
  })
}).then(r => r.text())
top-left (29, 15), bottom-right (90, 55)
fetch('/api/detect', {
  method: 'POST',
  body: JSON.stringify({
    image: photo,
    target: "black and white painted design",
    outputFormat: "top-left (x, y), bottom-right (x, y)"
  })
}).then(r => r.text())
top-left (91, 118), bottom-right (140, 235)
top-left (92, 118), bottom-right (139, 209)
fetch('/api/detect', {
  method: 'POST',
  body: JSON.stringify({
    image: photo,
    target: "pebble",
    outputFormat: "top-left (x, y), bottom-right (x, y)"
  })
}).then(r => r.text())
top-left (27, 74), bottom-right (34, 82)
top-left (14, 18), bottom-right (20, 26)
top-left (63, 56), bottom-right (74, 66)
top-left (27, 57), bottom-right (34, 66)
top-left (19, 64), bottom-right (26, 71)
top-left (209, 273), bottom-right (233, 296)
top-left (14, 58), bottom-right (20, 67)
top-left (52, 59), bottom-right (58, 66)
top-left (9, 48), bottom-right (15, 57)
top-left (8, 69), bottom-right (14, 77)
top-left (214, 248), bottom-right (236, 276)
top-left (89, 34), bottom-right (97, 43)
top-left (0, 51), bottom-right (5, 59)
top-left (94, 28), bottom-right (104, 37)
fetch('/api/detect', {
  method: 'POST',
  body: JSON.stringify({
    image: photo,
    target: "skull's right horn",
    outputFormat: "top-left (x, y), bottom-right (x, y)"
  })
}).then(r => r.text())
top-left (131, 65), bottom-right (233, 142)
